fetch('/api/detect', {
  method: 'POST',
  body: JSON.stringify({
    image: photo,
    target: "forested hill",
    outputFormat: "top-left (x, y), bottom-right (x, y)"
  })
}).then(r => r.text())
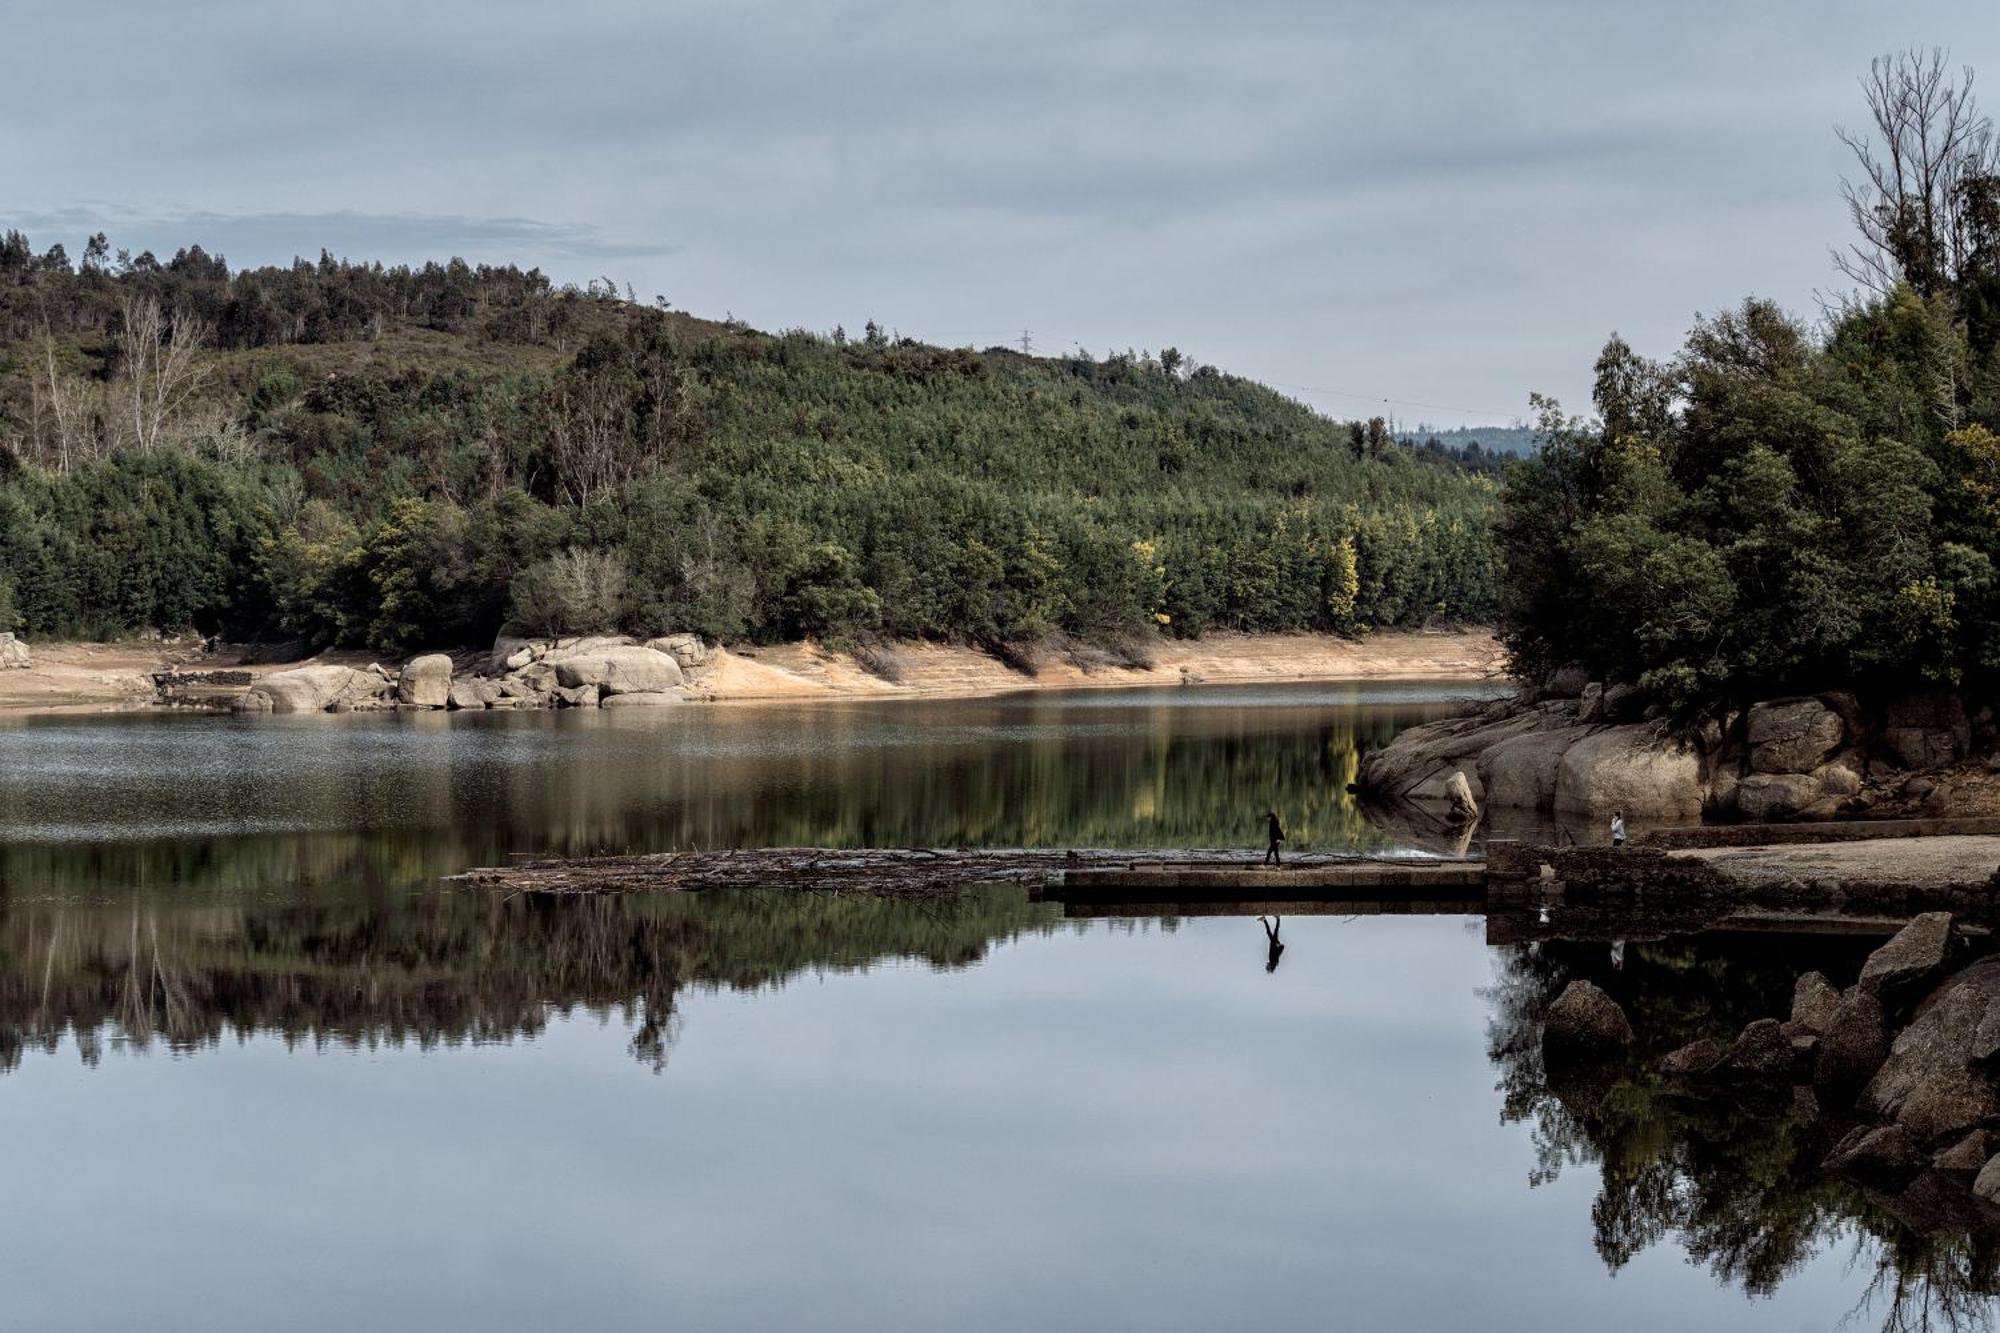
top-left (0, 236), bottom-right (1496, 654)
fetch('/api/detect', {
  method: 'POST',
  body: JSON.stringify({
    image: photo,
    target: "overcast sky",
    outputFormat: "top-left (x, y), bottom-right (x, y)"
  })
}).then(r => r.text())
top-left (4, 0), bottom-right (1997, 427)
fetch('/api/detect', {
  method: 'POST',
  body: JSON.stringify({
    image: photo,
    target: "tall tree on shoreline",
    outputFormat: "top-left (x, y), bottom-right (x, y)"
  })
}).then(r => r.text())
top-left (1835, 47), bottom-right (2000, 305)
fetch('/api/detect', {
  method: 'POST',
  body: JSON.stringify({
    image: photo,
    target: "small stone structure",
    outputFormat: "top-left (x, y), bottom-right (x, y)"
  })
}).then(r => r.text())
top-left (0, 632), bottom-right (28, 670)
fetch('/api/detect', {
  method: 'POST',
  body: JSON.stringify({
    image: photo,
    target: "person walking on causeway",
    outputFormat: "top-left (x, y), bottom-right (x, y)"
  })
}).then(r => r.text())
top-left (1264, 810), bottom-right (1285, 866)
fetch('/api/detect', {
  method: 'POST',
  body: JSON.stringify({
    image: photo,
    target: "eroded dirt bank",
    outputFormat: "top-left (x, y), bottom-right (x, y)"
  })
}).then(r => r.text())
top-left (0, 629), bottom-right (1505, 716)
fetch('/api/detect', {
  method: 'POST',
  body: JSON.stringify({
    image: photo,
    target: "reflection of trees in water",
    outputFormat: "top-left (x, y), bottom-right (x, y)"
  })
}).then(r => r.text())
top-left (0, 704), bottom-right (1441, 896)
top-left (0, 887), bottom-right (1065, 1074)
top-left (1486, 933), bottom-right (2000, 1330)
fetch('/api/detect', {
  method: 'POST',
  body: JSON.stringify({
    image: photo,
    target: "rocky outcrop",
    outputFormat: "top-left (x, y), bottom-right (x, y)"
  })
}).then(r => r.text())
top-left (491, 636), bottom-right (542, 672)
top-left (1443, 770), bottom-right (1479, 823)
top-left (1790, 972), bottom-right (1843, 1035)
top-left (1359, 699), bottom-right (1575, 807)
top-left (1976, 1154), bottom-right (2000, 1204)
top-left (1861, 954), bottom-right (2000, 1145)
top-left (1545, 666), bottom-right (1590, 699)
top-left (549, 645), bottom-right (685, 695)
top-left (1858, 912), bottom-right (1957, 1002)
top-left (1718, 1018), bottom-right (1799, 1078)
top-left (0, 632), bottom-right (27, 669)
top-left (645, 633), bottom-right (709, 669)
top-left (219, 630), bottom-right (717, 716)
top-left (1747, 699), bottom-right (1845, 774)
top-left (1477, 729), bottom-right (1580, 809)
top-left (1659, 1038), bottom-right (1726, 1078)
top-left (1883, 690), bottom-right (1971, 771)
top-left (1814, 989), bottom-right (1888, 1097)
top-left (241, 665), bottom-right (390, 714)
top-left (1936, 1129), bottom-right (1990, 1174)
top-left (1554, 726), bottom-right (1702, 819)
top-left (1636, 921), bottom-right (2000, 1223)
top-left (1542, 980), bottom-right (1633, 1057)
top-left (448, 679), bottom-right (502, 710)
top-left (1824, 1124), bottom-right (1920, 1180)
top-left (1363, 671), bottom-right (2000, 822)
top-left (1362, 698), bottom-right (1705, 820)
top-left (397, 654), bottom-right (454, 708)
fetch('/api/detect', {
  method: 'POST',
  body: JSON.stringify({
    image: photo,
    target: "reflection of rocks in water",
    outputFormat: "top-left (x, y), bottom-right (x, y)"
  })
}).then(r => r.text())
top-left (1486, 927), bottom-right (2000, 1328)
top-left (0, 888), bottom-right (1064, 1075)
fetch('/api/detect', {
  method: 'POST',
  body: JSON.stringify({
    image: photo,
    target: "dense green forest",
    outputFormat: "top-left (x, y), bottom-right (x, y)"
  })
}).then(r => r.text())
top-left (1499, 50), bottom-right (2000, 710)
top-left (0, 236), bottom-right (1496, 655)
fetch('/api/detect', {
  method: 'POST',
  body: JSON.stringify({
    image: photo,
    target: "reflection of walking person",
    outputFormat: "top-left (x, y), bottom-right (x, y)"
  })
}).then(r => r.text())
top-left (1264, 811), bottom-right (1285, 866)
top-left (1259, 915), bottom-right (1285, 973)
top-left (1610, 809), bottom-right (1626, 847)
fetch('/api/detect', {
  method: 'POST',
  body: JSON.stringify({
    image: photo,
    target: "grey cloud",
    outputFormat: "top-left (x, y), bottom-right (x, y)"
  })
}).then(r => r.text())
top-left (1, 0), bottom-right (1995, 424)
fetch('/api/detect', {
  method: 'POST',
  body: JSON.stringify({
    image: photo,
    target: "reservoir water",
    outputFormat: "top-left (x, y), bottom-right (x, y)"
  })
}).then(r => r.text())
top-left (0, 682), bottom-right (1983, 1331)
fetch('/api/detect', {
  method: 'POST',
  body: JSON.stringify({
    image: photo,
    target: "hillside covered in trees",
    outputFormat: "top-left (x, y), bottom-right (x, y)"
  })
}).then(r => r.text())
top-left (1498, 49), bottom-right (2000, 712)
top-left (0, 239), bottom-right (1496, 656)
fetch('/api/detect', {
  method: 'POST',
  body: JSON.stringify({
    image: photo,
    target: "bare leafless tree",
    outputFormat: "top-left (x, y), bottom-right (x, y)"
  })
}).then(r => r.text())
top-left (547, 370), bottom-right (633, 507)
top-left (32, 334), bottom-right (100, 472)
top-left (119, 296), bottom-right (211, 452)
top-left (1836, 48), bottom-right (2000, 300)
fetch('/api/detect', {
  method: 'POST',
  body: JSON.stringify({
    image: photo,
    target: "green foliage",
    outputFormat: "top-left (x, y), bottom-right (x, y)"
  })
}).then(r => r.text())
top-left (1499, 288), bottom-right (2000, 707)
top-left (0, 236), bottom-right (1500, 651)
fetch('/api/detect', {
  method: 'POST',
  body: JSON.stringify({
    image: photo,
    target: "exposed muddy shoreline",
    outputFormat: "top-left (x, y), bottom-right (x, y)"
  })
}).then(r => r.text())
top-left (0, 629), bottom-right (1505, 718)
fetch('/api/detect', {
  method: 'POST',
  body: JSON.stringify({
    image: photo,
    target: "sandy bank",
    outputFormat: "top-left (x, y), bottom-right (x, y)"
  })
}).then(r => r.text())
top-left (702, 630), bottom-right (1504, 703)
top-left (0, 641), bottom-right (172, 714)
top-left (0, 630), bottom-right (1505, 717)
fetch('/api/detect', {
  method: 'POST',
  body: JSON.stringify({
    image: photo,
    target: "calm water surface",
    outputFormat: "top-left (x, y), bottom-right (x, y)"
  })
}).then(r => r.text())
top-left (0, 683), bottom-right (1986, 1331)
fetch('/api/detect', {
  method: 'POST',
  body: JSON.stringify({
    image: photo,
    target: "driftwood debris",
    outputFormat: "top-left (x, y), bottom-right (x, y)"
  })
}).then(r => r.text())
top-left (454, 847), bottom-right (1406, 896)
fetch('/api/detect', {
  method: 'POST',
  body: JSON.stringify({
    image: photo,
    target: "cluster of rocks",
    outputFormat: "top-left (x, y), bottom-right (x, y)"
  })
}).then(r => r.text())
top-left (1546, 912), bottom-right (2000, 1202)
top-left (0, 632), bottom-right (29, 669)
top-left (1359, 675), bottom-right (1702, 820)
top-left (1361, 670), bottom-right (1988, 822)
top-left (233, 634), bottom-right (713, 714)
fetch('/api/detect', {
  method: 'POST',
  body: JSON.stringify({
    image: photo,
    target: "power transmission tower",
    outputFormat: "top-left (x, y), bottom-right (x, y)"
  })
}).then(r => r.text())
top-left (1018, 329), bottom-right (1033, 355)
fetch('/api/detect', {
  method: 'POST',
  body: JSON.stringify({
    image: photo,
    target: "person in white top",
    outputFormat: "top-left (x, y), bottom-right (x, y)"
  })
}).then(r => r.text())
top-left (1610, 810), bottom-right (1626, 847)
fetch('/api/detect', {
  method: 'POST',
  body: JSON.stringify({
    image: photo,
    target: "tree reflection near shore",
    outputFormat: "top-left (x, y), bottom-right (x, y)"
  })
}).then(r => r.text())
top-left (0, 886), bottom-right (1066, 1074)
top-left (1486, 929), bottom-right (2000, 1331)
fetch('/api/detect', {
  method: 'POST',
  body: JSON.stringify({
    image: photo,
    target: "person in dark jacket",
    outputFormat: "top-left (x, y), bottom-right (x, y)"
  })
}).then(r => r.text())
top-left (1263, 811), bottom-right (1285, 866)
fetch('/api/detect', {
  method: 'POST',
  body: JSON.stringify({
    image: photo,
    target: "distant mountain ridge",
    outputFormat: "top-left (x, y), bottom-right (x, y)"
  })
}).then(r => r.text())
top-left (1404, 424), bottom-right (1537, 456)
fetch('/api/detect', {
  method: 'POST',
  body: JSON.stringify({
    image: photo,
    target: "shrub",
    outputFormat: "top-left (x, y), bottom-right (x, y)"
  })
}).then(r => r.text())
top-left (506, 547), bottom-right (631, 639)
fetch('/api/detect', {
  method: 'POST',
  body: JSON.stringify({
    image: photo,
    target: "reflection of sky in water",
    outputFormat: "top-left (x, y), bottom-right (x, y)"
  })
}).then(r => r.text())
top-left (0, 914), bottom-right (1866, 1332)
